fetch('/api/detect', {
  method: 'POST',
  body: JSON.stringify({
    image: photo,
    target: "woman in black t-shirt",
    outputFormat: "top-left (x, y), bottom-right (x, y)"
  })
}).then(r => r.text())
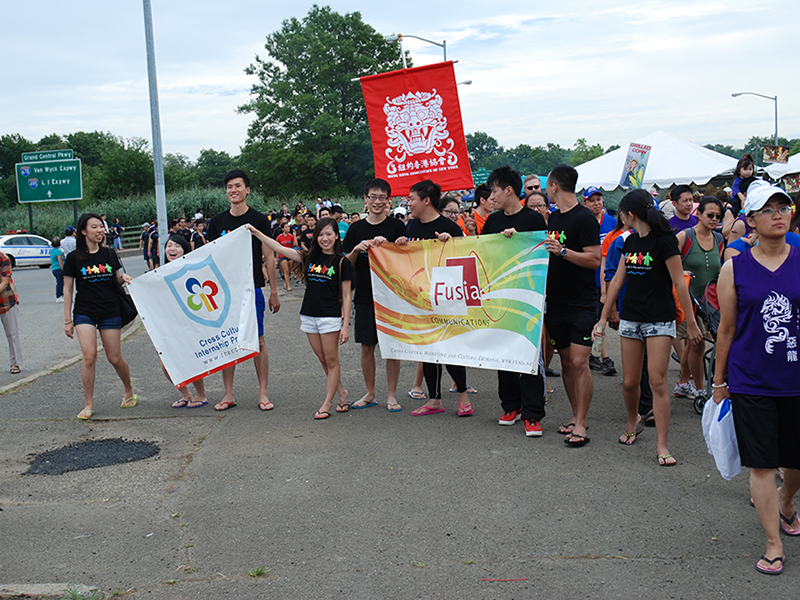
top-left (246, 218), bottom-right (352, 420)
top-left (162, 234), bottom-right (208, 409)
top-left (63, 213), bottom-right (136, 420)
top-left (594, 190), bottom-right (701, 467)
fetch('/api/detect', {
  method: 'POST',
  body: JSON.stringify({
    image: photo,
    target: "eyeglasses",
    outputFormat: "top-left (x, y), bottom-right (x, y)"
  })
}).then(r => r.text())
top-left (703, 213), bottom-right (721, 220)
top-left (525, 185), bottom-right (541, 190)
top-left (367, 194), bottom-right (388, 201)
top-left (756, 205), bottom-right (792, 217)
top-left (531, 203), bottom-right (547, 209)
top-left (441, 209), bottom-right (460, 216)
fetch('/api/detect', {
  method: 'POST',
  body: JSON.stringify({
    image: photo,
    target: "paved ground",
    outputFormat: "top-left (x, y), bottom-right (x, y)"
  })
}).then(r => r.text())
top-left (0, 264), bottom-right (797, 598)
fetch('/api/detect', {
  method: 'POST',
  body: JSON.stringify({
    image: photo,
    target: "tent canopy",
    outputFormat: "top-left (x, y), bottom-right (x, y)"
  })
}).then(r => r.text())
top-left (576, 131), bottom-right (738, 192)
top-left (765, 153), bottom-right (800, 179)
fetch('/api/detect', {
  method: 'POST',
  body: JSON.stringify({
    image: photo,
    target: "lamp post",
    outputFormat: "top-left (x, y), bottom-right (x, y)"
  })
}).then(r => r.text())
top-left (384, 33), bottom-right (447, 68)
top-left (731, 92), bottom-right (778, 146)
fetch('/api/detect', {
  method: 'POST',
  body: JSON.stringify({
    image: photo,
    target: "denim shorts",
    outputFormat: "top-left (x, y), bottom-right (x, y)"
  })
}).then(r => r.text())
top-left (73, 313), bottom-right (123, 330)
top-left (255, 288), bottom-right (265, 337)
top-left (300, 315), bottom-right (342, 335)
top-left (618, 319), bottom-right (675, 341)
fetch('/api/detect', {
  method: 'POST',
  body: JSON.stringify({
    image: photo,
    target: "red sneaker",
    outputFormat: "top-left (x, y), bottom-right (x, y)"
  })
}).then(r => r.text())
top-left (498, 410), bottom-right (521, 426)
top-left (524, 419), bottom-right (543, 437)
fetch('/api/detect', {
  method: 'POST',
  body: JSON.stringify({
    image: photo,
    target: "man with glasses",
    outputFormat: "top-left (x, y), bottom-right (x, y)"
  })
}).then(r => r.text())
top-left (342, 179), bottom-right (407, 411)
top-left (524, 174), bottom-right (542, 196)
top-left (582, 186), bottom-right (617, 376)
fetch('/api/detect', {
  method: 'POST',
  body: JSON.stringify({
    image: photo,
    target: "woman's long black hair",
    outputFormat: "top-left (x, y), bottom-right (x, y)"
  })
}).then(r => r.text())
top-left (75, 212), bottom-right (104, 260)
top-left (618, 189), bottom-right (673, 235)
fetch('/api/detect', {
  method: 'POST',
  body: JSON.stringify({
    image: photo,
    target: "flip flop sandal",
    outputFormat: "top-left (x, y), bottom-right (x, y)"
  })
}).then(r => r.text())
top-left (387, 403), bottom-right (402, 412)
top-left (10, 366), bottom-right (20, 374)
top-left (314, 410), bottom-right (331, 420)
top-left (658, 454), bottom-right (677, 467)
top-left (558, 422), bottom-right (576, 435)
top-left (407, 390), bottom-right (426, 400)
top-left (352, 401), bottom-right (378, 409)
top-left (565, 434), bottom-right (590, 447)
top-left (172, 399), bottom-right (189, 408)
top-left (336, 403), bottom-right (350, 413)
top-left (457, 403), bottom-right (474, 417)
top-left (411, 406), bottom-right (446, 416)
top-left (214, 400), bottom-right (237, 411)
top-left (619, 431), bottom-right (637, 445)
top-left (779, 503), bottom-right (800, 536)
top-left (259, 400), bottom-right (274, 411)
top-left (756, 555), bottom-right (784, 575)
top-left (120, 394), bottom-right (138, 408)
top-left (187, 399), bottom-right (209, 409)
top-left (76, 409), bottom-right (94, 420)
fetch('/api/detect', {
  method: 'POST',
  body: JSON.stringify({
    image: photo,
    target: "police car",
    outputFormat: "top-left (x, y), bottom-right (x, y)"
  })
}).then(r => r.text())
top-left (0, 233), bottom-right (53, 268)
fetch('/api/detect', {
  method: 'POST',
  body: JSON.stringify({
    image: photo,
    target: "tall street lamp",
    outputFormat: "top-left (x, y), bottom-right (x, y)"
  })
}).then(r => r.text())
top-left (384, 33), bottom-right (446, 68)
top-left (731, 91), bottom-right (778, 146)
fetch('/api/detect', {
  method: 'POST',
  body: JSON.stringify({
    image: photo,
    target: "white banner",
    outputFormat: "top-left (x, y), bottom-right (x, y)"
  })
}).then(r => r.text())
top-left (128, 226), bottom-right (259, 388)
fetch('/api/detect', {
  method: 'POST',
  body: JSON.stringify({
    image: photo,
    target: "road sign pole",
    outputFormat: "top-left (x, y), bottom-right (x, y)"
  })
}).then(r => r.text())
top-left (28, 204), bottom-right (33, 234)
top-left (143, 0), bottom-right (168, 263)
top-left (73, 200), bottom-right (78, 227)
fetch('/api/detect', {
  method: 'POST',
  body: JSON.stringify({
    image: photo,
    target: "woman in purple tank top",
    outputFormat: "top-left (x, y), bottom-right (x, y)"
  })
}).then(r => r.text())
top-left (713, 185), bottom-right (800, 576)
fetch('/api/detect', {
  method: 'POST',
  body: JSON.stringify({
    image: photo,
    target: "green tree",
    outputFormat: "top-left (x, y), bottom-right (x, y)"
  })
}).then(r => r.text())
top-left (569, 138), bottom-right (605, 166)
top-left (36, 133), bottom-right (66, 150)
top-left (465, 132), bottom-right (502, 168)
top-left (67, 131), bottom-right (121, 167)
top-left (164, 152), bottom-right (198, 192)
top-left (0, 134), bottom-right (37, 206)
top-left (195, 148), bottom-right (236, 189)
top-left (238, 5), bottom-right (406, 196)
top-left (93, 137), bottom-right (154, 200)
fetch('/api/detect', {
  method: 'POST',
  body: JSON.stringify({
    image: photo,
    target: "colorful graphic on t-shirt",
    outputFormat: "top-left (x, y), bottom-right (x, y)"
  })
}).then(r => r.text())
top-left (308, 262), bottom-right (337, 281)
top-left (80, 262), bottom-right (114, 281)
top-left (625, 252), bottom-right (654, 268)
top-left (548, 230), bottom-right (567, 244)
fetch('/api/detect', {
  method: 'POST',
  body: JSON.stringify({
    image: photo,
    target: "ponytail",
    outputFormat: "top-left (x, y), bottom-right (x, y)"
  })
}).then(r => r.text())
top-left (619, 189), bottom-right (672, 236)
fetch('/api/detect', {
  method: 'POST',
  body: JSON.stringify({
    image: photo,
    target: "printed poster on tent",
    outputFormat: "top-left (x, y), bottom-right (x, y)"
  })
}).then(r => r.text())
top-left (128, 226), bottom-right (259, 388)
top-left (369, 232), bottom-right (548, 374)
top-left (619, 142), bottom-right (652, 188)
top-left (360, 61), bottom-right (474, 195)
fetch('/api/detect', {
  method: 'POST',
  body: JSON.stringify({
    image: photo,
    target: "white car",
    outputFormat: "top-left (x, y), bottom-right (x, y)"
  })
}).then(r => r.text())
top-left (0, 234), bottom-right (53, 268)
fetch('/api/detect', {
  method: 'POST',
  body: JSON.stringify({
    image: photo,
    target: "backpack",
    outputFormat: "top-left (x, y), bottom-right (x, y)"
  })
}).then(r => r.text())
top-left (680, 227), bottom-right (724, 263)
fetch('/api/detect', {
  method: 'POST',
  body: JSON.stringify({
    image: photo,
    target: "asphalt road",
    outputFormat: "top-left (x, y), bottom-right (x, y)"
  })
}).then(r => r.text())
top-left (0, 262), bottom-right (797, 598)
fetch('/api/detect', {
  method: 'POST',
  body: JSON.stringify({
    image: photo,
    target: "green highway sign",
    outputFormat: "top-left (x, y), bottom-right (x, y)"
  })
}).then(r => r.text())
top-left (472, 168), bottom-right (490, 185)
top-left (15, 159), bottom-right (83, 203)
top-left (21, 149), bottom-right (73, 162)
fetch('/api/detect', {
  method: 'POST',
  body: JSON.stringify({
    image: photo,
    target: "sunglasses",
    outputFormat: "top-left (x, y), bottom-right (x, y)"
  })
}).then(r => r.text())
top-left (525, 185), bottom-right (541, 190)
top-left (703, 213), bottom-right (721, 220)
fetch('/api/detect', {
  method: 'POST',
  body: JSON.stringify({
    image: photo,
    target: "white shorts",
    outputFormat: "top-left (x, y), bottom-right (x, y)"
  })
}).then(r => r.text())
top-left (300, 315), bottom-right (342, 335)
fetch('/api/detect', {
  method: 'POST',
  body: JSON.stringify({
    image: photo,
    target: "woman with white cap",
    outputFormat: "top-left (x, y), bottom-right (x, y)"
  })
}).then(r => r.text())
top-left (713, 184), bottom-right (800, 576)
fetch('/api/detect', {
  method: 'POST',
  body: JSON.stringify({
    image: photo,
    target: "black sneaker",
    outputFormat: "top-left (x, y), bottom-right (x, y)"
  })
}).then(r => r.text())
top-left (545, 368), bottom-right (560, 378)
top-left (589, 355), bottom-right (603, 371)
top-left (601, 357), bottom-right (617, 376)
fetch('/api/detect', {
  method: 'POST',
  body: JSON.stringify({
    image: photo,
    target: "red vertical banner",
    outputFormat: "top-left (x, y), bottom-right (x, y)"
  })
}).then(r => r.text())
top-left (361, 62), bottom-right (474, 195)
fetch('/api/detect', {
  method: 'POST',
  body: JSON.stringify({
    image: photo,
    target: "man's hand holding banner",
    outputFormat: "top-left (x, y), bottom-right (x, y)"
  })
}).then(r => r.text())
top-left (128, 226), bottom-right (259, 388)
top-left (370, 232), bottom-right (549, 374)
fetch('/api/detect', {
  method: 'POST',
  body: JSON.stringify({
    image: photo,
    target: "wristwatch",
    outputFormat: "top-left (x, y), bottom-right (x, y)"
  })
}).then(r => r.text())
top-left (560, 246), bottom-right (568, 257)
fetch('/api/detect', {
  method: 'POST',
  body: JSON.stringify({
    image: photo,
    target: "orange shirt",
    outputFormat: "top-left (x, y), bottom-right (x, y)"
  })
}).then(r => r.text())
top-left (601, 228), bottom-right (624, 257)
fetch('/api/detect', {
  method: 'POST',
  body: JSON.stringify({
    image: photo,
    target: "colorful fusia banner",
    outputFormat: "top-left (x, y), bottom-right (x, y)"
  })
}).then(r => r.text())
top-left (128, 226), bottom-right (259, 388)
top-left (620, 142), bottom-right (652, 188)
top-left (369, 232), bottom-right (549, 374)
top-left (360, 61), bottom-right (474, 195)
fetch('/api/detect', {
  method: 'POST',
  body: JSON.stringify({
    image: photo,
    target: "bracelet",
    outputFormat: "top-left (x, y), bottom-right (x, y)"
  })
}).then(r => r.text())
top-left (711, 382), bottom-right (728, 389)
top-left (65, 321), bottom-right (72, 324)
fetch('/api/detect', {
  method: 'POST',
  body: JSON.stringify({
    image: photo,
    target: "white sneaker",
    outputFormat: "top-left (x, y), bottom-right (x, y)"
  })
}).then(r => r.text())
top-left (673, 381), bottom-right (697, 399)
top-left (56, 297), bottom-right (64, 303)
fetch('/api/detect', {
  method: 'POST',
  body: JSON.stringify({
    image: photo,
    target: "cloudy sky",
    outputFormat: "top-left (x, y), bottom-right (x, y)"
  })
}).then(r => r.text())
top-left (3, 0), bottom-right (798, 161)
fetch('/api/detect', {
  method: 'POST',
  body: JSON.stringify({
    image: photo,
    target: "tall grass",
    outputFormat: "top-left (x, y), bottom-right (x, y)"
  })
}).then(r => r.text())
top-left (0, 188), bottom-right (365, 241)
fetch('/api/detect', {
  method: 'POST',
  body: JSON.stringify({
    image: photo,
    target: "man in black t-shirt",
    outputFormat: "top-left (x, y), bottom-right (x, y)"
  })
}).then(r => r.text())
top-left (342, 178), bottom-right (406, 411)
top-left (483, 166), bottom-right (548, 437)
top-left (396, 179), bottom-right (470, 416)
top-left (544, 164), bottom-right (601, 447)
top-left (205, 169), bottom-right (281, 412)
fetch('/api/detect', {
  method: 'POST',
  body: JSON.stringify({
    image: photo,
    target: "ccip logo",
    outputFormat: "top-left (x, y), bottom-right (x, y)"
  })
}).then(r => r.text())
top-left (186, 278), bottom-right (220, 312)
top-left (164, 255), bottom-right (231, 328)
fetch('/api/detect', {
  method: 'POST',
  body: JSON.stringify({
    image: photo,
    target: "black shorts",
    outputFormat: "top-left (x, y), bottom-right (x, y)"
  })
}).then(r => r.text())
top-left (545, 305), bottom-right (596, 350)
top-left (354, 302), bottom-right (378, 346)
top-left (730, 393), bottom-right (800, 469)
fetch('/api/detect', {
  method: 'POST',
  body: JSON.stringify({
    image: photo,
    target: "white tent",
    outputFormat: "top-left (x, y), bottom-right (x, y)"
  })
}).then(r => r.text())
top-left (765, 153), bottom-right (800, 179)
top-left (576, 131), bottom-right (738, 191)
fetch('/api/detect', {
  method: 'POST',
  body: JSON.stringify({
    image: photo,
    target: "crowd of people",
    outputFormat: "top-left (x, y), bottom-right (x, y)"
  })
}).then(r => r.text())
top-left (44, 161), bottom-right (799, 577)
